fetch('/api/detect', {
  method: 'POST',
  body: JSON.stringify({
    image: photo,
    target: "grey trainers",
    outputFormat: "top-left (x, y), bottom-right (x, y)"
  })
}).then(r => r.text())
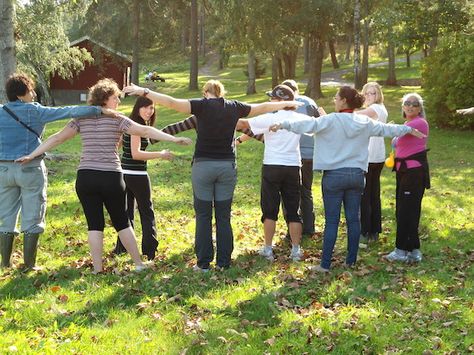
top-left (384, 248), bottom-right (408, 262)
top-left (258, 247), bottom-right (274, 261)
top-left (290, 248), bottom-right (303, 262)
top-left (407, 249), bottom-right (422, 263)
top-left (192, 264), bottom-right (210, 273)
top-left (310, 265), bottom-right (330, 273)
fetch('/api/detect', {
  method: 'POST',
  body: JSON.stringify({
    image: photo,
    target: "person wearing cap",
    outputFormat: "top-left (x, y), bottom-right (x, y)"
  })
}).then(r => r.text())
top-left (236, 84), bottom-right (311, 262)
top-left (236, 80), bottom-right (319, 238)
top-left (123, 80), bottom-right (302, 272)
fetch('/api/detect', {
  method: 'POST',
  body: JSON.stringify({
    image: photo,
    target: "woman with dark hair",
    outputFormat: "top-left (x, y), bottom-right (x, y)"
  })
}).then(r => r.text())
top-left (113, 96), bottom-right (173, 260)
top-left (123, 80), bottom-right (301, 272)
top-left (17, 79), bottom-right (191, 273)
top-left (385, 93), bottom-right (430, 263)
top-left (270, 86), bottom-right (425, 272)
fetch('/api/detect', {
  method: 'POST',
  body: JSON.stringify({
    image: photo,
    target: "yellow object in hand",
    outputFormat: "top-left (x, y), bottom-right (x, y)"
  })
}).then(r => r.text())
top-left (385, 151), bottom-right (395, 168)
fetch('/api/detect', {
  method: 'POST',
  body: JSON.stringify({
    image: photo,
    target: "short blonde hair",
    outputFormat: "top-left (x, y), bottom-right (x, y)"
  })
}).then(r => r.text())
top-left (88, 78), bottom-right (121, 106)
top-left (202, 80), bottom-right (226, 98)
top-left (361, 82), bottom-right (384, 104)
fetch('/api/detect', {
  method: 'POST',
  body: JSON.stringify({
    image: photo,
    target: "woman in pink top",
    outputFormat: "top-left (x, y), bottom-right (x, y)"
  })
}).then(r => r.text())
top-left (385, 93), bottom-right (430, 263)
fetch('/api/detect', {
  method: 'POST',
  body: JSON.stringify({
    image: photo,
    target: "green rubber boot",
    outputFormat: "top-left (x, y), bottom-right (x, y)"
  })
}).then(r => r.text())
top-left (23, 233), bottom-right (40, 269)
top-left (1, 233), bottom-right (15, 268)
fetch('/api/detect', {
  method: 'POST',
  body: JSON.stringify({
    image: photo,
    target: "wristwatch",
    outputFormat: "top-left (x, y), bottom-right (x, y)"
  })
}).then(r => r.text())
top-left (143, 88), bottom-right (150, 96)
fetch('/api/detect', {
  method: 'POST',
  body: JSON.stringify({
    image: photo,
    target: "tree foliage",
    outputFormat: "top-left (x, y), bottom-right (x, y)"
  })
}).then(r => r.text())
top-left (422, 35), bottom-right (474, 130)
top-left (15, 1), bottom-right (93, 103)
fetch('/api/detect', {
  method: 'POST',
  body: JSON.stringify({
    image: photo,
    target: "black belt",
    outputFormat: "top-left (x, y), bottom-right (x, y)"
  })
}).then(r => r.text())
top-left (0, 160), bottom-right (15, 162)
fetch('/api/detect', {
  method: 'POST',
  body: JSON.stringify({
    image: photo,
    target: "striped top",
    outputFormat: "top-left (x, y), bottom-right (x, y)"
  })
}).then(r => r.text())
top-left (68, 115), bottom-right (132, 172)
top-left (161, 115), bottom-right (264, 142)
top-left (121, 133), bottom-right (150, 171)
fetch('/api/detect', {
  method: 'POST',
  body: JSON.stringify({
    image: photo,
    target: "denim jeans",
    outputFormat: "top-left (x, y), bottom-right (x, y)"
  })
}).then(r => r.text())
top-left (321, 167), bottom-right (365, 269)
top-left (0, 159), bottom-right (47, 234)
top-left (192, 159), bottom-right (237, 268)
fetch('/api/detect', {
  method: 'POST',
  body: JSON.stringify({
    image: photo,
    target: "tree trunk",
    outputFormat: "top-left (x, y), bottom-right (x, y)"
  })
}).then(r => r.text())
top-left (386, 43), bottom-right (397, 85)
top-left (360, 2), bottom-right (369, 86)
top-left (353, 0), bottom-right (362, 89)
top-left (406, 51), bottom-right (411, 68)
top-left (246, 49), bottom-right (256, 95)
top-left (304, 35), bottom-right (324, 99)
top-left (303, 35), bottom-right (310, 74)
top-left (345, 33), bottom-right (352, 62)
top-left (131, 0), bottom-right (140, 85)
top-left (328, 38), bottom-right (339, 69)
top-left (271, 54), bottom-right (279, 88)
top-left (277, 55), bottom-right (284, 82)
top-left (181, 7), bottom-right (190, 53)
top-left (199, 3), bottom-right (205, 56)
top-left (189, 0), bottom-right (198, 90)
top-left (0, 0), bottom-right (16, 102)
top-left (283, 52), bottom-right (291, 79)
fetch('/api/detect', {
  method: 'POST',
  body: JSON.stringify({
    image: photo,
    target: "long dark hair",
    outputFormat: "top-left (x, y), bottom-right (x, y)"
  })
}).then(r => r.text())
top-left (130, 96), bottom-right (156, 126)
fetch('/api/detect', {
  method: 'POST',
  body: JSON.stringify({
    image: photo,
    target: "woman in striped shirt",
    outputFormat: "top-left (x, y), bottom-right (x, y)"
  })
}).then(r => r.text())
top-left (17, 79), bottom-right (191, 273)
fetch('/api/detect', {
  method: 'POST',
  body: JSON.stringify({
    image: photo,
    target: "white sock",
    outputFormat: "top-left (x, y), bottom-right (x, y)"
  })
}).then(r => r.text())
top-left (291, 244), bottom-right (300, 253)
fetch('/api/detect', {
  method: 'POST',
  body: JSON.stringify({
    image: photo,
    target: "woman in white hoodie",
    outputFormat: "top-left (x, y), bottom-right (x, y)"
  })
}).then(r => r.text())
top-left (270, 86), bottom-right (425, 272)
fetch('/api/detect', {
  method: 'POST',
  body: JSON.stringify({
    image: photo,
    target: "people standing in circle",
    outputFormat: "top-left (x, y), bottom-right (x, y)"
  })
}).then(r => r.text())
top-left (0, 73), bottom-right (113, 270)
top-left (113, 96), bottom-right (173, 261)
top-left (123, 80), bottom-right (302, 272)
top-left (385, 93), bottom-right (430, 263)
top-left (16, 79), bottom-right (191, 273)
top-left (270, 86), bottom-right (426, 272)
top-left (358, 82), bottom-right (388, 245)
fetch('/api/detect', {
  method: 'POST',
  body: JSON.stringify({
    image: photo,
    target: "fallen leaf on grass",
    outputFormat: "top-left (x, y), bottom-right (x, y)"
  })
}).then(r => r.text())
top-left (57, 294), bottom-right (68, 303)
top-left (217, 336), bottom-right (228, 343)
top-left (50, 286), bottom-right (61, 293)
top-left (264, 336), bottom-right (276, 346)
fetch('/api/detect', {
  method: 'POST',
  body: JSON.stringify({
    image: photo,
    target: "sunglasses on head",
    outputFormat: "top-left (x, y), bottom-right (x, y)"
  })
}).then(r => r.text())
top-left (403, 100), bottom-right (420, 107)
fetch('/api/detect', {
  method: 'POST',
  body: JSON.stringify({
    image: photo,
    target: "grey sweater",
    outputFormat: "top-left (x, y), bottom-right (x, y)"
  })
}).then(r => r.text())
top-left (281, 112), bottom-right (413, 172)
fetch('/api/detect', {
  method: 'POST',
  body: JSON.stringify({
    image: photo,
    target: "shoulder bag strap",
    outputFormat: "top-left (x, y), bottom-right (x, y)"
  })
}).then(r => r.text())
top-left (2, 105), bottom-right (41, 139)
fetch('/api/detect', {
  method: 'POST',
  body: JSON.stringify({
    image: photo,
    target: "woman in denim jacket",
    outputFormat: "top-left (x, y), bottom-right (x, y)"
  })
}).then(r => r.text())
top-left (0, 73), bottom-right (112, 269)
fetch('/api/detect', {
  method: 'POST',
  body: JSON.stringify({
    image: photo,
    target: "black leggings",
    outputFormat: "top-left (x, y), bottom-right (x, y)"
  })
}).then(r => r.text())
top-left (75, 170), bottom-right (130, 231)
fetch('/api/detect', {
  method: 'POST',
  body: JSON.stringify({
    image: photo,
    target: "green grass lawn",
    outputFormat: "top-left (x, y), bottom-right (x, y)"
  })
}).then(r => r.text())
top-left (1, 56), bottom-right (473, 354)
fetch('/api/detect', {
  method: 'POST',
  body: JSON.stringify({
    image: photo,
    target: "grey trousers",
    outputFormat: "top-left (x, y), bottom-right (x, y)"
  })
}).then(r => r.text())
top-left (192, 160), bottom-right (236, 268)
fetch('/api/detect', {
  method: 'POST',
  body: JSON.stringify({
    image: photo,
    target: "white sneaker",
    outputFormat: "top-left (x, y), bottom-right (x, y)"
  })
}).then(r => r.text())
top-left (290, 248), bottom-right (303, 262)
top-left (407, 249), bottom-right (422, 263)
top-left (258, 247), bottom-right (274, 261)
top-left (384, 248), bottom-right (408, 262)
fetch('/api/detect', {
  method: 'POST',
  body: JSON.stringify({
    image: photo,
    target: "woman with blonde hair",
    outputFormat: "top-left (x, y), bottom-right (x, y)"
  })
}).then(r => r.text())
top-left (17, 79), bottom-right (191, 273)
top-left (358, 82), bottom-right (388, 244)
top-left (123, 80), bottom-right (301, 271)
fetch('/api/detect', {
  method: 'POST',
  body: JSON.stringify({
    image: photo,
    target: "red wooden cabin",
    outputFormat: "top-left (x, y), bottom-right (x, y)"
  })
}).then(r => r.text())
top-left (50, 36), bottom-right (131, 104)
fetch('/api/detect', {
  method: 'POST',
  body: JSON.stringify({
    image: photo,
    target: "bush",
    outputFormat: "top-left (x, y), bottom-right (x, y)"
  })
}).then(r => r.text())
top-left (422, 35), bottom-right (474, 130)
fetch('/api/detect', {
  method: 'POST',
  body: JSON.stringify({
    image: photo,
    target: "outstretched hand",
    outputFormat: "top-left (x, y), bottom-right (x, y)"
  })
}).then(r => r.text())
top-left (159, 149), bottom-right (174, 161)
top-left (456, 107), bottom-right (474, 115)
top-left (269, 123), bottom-right (282, 132)
top-left (15, 155), bottom-right (33, 165)
top-left (317, 107), bottom-right (327, 116)
top-left (410, 128), bottom-right (427, 138)
top-left (122, 83), bottom-right (145, 96)
top-left (175, 137), bottom-right (192, 145)
top-left (101, 107), bottom-right (123, 118)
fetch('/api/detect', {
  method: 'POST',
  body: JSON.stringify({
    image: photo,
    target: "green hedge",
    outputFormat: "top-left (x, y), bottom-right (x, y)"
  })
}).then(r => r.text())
top-left (422, 35), bottom-right (474, 130)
